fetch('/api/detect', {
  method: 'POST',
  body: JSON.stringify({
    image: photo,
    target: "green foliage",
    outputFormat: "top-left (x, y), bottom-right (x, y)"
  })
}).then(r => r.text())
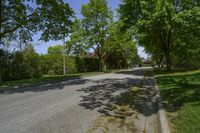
top-left (40, 55), bottom-right (100, 74)
top-left (48, 45), bottom-right (63, 54)
top-left (119, 0), bottom-right (200, 71)
top-left (22, 45), bottom-right (42, 78)
top-left (66, 56), bottom-right (77, 74)
top-left (0, 49), bottom-right (19, 81)
top-left (40, 53), bottom-right (63, 75)
top-left (38, 0), bottom-right (74, 42)
top-left (0, 0), bottom-right (39, 41)
top-left (1, 0), bottom-right (74, 46)
top-left (75, 56), bottom-right (100, 72)
top-left (81, 0), bottom-right (113, 69)
top-left (68, 19), bottom-right (88, 56)
top-left (0, 45), bottom-right (42, 81)
top-left (104, 22), bottom-right (137, 69)
top-left (1, 0), bottom-right (147, 82)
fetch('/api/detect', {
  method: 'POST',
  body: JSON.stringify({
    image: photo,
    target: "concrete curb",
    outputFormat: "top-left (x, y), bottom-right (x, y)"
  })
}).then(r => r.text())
top-left (154, 77), bottom-right (171, 133)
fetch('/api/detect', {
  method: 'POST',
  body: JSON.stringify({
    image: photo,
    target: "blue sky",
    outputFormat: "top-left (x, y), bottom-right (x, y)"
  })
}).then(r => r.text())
top-left (34, 0), bottom-right (148, 58)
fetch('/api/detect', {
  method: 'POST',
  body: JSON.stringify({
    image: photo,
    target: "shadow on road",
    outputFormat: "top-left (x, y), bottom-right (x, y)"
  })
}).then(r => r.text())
top-left (78, 69), bottom-right (158, 119)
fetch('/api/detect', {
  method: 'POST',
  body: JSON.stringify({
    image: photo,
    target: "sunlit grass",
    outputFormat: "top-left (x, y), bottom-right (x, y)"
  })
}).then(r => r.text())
top-left (154, 68), bottom-right (200, 77)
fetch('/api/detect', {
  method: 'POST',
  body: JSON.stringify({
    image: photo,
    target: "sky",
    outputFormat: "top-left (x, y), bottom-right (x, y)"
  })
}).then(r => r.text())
top-left (33, 0), bottom-right (148, 58)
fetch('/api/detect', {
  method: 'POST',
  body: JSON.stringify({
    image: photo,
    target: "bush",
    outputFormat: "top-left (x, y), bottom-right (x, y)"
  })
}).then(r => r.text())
top-left (0, 47), bottom-right (100, 81)
top-left (0, 46), bottom-right (42, 81)
top-left (75, 56), bottom-right (100, 72)
top-left (66, 57), bottom-right (77, 74)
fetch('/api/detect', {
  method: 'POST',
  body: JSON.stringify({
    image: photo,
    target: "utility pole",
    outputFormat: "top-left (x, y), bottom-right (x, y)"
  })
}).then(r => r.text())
top-left (63, 34), bottom-right (66, 75)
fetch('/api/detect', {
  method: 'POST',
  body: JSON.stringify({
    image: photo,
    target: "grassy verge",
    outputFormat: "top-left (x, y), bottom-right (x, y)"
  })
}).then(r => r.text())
top-left (155, 70), bottom-right (200, 133)
top-left (0, 74), bottom-right (80, 88)
top-left (0, 71), bottom-right (107, 89)
top-left (154, 68), bottom-right (200, 76)
top-left (0, 69), bottom-right (127, 89)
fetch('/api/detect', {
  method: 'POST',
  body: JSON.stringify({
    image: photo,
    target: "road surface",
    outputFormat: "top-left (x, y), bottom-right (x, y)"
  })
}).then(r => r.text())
top-left (0, 67), bottom-right (158, 133)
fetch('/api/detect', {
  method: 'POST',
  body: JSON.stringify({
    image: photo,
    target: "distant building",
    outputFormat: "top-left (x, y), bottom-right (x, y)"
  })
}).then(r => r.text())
top-left (141, 58), bottom-right (152, 66)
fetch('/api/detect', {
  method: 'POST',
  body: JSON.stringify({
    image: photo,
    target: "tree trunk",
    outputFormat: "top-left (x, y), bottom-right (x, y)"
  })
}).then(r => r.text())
top-left (98, 56), bottom-right (103, 71)
top-left (19, 42), bottom-right (23, 79)
top-left (96, 44), bottom-right (103, 71)
top-left (161, 29), bottom-right (172, 71)
top-left (165, 52), bottom-right (171, 71)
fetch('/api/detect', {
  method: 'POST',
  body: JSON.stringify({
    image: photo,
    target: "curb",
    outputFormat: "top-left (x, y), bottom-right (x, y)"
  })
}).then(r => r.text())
top-left (154, 77), bottom-right (171, 133)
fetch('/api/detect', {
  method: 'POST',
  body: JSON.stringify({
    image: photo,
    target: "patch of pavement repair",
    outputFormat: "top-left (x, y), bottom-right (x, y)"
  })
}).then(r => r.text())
top-left (83, 69), bottom-right (160, 133)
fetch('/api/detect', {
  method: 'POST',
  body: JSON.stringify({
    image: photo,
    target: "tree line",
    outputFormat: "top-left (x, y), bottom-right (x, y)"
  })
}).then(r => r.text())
top-left (0, 42), bottom-right (139, 81)
top-left (1, 0), bottom-right (199, 81)
top-left (0, 0), bottom-right (140, 81)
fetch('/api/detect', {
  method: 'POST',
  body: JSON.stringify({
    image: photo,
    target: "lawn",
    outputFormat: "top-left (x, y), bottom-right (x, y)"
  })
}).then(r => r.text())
top-left (0, 68), bottom-right (130, 89)
top-left (0, 71), bottom-right (107, 89)
top-left (0, 74), bottom-right (80, 88)
top-left (156, 70), bottom-right (200, 133)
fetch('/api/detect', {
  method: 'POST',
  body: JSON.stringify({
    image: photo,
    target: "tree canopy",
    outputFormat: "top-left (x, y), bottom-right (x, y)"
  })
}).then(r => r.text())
top-left (1, 0), bottom-right (74, 44)
top-left (81, 0), bottom-right (113, 69)
top-left (104, 22), bottom-right (138, 69)
top-left (119, 0), bottom-right (200, 70)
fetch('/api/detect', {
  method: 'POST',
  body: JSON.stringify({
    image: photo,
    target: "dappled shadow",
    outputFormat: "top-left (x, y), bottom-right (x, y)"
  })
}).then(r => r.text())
top-left (157, 72), bottom-right (200, 112)
top-left (78, 71), bottom-right (158, 118)
top-left (0, 77), bottom-right (90, 94)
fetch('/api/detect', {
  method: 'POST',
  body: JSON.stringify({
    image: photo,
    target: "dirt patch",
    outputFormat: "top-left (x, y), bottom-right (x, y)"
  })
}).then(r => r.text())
top-left (86, 104), bottom-right (137, 133)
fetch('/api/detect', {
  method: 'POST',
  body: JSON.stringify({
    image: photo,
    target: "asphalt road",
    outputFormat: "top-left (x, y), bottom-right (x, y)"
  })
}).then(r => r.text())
top-left (0, 67), bottom-right (157, 133)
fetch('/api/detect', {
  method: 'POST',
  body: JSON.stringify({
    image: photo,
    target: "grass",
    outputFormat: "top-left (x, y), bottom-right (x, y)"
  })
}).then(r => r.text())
top-left (0, 74), bottom-right (81, 88)
top-left (0, 68), bottom-right (129, 89)
top-left (156, 69), bottom-right (200, 133)
top-left (0, 71), bottom-right (107, 88)
top-left (154, 68), bottom-right (200, 76)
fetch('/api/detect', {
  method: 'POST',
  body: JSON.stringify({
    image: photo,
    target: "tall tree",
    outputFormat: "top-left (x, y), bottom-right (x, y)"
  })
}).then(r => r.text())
top-left (104, 22), bottom-right (137, 69)
top-left (81, 0), bottom-right (112, 70)
top-left (119, 0), bottom-right (200, 71)
top-left (22, 44), bottom-right (41, 78)
top-left (68, 19), bottom-right (88, 56)
top-left (38, 0), bottom-right (74, 75)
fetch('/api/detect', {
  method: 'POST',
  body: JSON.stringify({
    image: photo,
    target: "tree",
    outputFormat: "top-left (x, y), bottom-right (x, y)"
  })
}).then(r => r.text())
top-left (119, 0), bottom-right (200, 71)
top-left (0, 45), bottom-right (41, 81)
top-left (40, 53), bottom-right (63, 75)
top-left (172, 6), bottom-right (200, 68)
top-left (0, 0), bottom-right (39, 40)
top-left (1, 0), bottom-right (74, 75)
top-left (48, 45), bottom-right (63, 55)
top-left (104, 22), bottom-right (137, 69)
top-left (38, 0), bottom-right (74, 75)
top-left (67, 19), bottom-right (88, 56)
top-left (22, 44), bottom-right (42, 78)
top-left (1, 0), bottom-right (75, 75)
top-left (81, 0), bottom-right (112, 70)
